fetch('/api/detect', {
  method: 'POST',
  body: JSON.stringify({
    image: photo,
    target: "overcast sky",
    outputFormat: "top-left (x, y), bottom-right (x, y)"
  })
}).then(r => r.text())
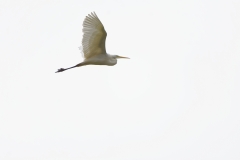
top-left (0, 0), bottom-right (240, 160)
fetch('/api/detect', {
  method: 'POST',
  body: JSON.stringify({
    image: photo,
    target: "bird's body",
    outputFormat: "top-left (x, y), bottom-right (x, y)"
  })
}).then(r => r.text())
top-left (56, 12), bottom-right (129, 73)
top-left (84, 54), bottom-right (117, 66)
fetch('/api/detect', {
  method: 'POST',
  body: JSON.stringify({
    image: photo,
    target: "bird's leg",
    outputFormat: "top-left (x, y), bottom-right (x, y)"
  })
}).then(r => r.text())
top-left (55, 66), bottom-right (77, 73)
top-left (55, 63), bottom-right (85, 73)
top-left (55, 68), bottom-right (67, 73)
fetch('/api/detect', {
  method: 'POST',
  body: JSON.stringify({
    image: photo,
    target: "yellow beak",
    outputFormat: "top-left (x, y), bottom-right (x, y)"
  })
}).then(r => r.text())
top-left (117, 55), bottom-right (130, 59)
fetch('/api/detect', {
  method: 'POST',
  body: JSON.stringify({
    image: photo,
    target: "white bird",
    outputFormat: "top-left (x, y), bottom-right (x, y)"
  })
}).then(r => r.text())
top-left (56, 12), bottom-right (129, 73)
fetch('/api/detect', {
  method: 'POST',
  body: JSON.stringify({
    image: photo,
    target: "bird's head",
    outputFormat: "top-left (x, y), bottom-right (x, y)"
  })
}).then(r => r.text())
top-left (112, 55), bottom-right (130, 59)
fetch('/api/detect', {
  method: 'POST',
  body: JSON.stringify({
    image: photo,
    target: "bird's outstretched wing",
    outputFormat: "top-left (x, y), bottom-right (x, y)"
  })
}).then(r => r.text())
top-left (82, 12), bottom-right (107, 59)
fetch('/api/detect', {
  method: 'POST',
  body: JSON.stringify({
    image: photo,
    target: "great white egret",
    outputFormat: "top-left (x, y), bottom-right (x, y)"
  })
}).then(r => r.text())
top-left (55, 12), bottom-right (129, 73)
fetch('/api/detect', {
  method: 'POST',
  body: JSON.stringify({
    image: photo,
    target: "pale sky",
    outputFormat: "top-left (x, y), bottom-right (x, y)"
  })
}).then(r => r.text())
top-left (0, 0), bottom-right (240, 160)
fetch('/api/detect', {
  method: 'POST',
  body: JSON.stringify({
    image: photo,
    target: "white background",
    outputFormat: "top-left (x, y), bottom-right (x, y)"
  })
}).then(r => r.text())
top-left (0, 0), bottom-right (240, 159)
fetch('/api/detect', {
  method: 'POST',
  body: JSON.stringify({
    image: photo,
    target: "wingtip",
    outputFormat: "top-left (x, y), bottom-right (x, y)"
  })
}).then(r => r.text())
top-left (91, 11), bottom-right (97, 16)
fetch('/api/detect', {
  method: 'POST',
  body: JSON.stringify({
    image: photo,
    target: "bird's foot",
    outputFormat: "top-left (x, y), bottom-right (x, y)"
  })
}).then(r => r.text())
top-left (55, 68), bottom-right (65, 73)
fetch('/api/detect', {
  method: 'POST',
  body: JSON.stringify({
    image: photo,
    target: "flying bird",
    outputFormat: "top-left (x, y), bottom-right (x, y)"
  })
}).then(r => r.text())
top-left (55, 12), bottom-right (129, 73)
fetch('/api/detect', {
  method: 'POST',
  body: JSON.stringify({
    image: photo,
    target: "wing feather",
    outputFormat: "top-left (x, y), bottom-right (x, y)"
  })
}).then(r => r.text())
top-left (82, 12), bottom-right (107, 59)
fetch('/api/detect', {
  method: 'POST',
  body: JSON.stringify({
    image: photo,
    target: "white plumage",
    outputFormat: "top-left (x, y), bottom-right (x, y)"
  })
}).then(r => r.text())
top-left (56, 12), bottom-right (129, 73)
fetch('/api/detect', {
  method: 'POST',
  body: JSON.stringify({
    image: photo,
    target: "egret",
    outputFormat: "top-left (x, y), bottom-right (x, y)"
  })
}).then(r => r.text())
top-left (55, 12), bottom-right (129, 73)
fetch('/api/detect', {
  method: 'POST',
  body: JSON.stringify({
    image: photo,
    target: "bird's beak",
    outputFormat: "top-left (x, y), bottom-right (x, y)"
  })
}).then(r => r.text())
top-left (117, 55), bottom-right (130, 59)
